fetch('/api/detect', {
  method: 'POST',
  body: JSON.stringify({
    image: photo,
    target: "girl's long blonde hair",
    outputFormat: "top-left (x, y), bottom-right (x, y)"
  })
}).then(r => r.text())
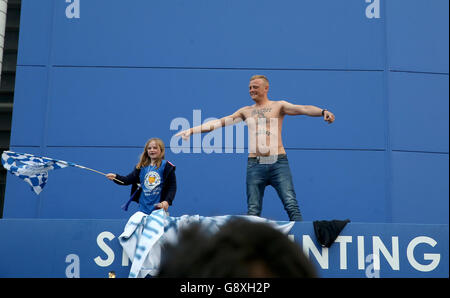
top-left (136, 138), bottom-right (165, 169)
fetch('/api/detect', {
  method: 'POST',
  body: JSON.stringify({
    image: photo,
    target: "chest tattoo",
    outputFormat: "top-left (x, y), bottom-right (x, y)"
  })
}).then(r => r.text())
top-left (251, 107), bottom-right (272, 119)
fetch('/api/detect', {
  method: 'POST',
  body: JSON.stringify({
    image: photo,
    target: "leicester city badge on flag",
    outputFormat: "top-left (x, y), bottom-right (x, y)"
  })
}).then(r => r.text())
top-left (1, 151), bottom-right (76, 195)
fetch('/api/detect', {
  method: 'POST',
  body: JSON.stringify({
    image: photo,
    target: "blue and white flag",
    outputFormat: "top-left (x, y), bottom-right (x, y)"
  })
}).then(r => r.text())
top-left (1, 151), bottom-right (76, 195)
top-left (119, 209), bottom-right (295, 278)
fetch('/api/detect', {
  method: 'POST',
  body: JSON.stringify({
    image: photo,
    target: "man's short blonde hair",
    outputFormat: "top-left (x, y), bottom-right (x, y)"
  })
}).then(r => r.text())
top-left (250, 75), bottom-right (269, 85)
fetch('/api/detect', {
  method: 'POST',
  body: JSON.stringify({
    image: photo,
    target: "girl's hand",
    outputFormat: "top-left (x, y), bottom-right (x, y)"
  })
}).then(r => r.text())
top-left (106, 173), bottom-right (116, 181)
top-left (155, 201), bottom-right (169, 211)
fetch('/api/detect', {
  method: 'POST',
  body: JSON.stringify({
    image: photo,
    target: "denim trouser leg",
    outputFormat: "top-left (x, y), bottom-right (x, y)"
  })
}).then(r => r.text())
top-left (246, 156), bottom-right (303, 221)
top-left (246, 161), bottom-right (267, 217)
top-left (269, 157), bottom-right (303, 221)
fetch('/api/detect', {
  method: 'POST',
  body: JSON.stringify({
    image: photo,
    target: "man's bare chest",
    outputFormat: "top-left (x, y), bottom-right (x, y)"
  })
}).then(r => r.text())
top-left (243, 105), bottom-right (282, 121)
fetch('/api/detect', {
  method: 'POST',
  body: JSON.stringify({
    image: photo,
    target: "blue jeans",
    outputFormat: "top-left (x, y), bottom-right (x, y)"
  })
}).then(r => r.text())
top-left (246, 154), bottom-right (303, 221)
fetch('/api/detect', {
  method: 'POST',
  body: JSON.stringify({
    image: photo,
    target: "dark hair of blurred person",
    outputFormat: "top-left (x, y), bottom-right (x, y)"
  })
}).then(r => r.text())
top-left (157, 218), bottom-right (317, 278)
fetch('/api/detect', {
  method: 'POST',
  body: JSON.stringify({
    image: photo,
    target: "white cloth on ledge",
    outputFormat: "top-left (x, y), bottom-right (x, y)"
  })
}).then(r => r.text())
top-left (119, 209), bottom-right (295, 278)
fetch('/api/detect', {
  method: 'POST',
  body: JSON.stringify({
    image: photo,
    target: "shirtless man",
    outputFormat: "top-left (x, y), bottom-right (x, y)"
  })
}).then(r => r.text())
top-left (176, 75), bottom-right (335, 221)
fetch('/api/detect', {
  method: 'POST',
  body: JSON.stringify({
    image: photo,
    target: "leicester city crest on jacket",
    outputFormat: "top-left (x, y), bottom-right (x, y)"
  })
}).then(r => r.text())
top-left (143, 170), bottom-right (161, 195)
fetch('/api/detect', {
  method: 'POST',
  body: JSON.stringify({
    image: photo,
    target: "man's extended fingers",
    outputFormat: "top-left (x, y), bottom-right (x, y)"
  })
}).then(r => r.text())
top-left (176, 130), bottom-right (190, 139)
top-left (179, 131), bottom-right (190, 140)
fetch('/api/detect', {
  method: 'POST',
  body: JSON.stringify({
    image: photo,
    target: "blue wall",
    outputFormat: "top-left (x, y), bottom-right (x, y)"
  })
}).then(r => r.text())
top-left (4, 0), bottom-right (449, 223)
top-left (0, 219), bottom-right (448, 278)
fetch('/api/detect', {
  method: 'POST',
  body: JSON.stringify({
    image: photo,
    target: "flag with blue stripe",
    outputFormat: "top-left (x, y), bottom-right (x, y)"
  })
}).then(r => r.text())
top-left (1, 151), bottom-right (76, 195)
top-left (119, 209), bottom-right (295, 278)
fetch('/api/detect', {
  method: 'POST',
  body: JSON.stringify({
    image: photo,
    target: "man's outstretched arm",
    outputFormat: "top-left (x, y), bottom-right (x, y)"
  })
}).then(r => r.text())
top-left (281, 100), bottom-right (335, 124)
top-left (175, 108), bottom-right (245, 140)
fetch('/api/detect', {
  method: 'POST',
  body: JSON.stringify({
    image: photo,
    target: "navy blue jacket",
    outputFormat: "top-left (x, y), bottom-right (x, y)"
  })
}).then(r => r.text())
top-left (113, 161), bottom-right (177, 211)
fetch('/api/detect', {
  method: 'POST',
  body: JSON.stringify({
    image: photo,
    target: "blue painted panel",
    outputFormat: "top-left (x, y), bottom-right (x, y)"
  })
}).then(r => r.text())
top-left (0, 219), bottom-right (447, 277)
top-left (391, 151), bottom-right (449, 224)
top-left (37, 147), bottom-right (142, 219)
top-left (3, 147), bottom-right (250, 219)
top-left (5, 0), bottom-right (448, 227)
top-left (46, 67), bottom-right (250, 147)
top-left (46, 67), bottom-right (385, 150)
top-left (295, 222), bottom-right (449, 278)
top-left (389, 72), bottom-right (449, 153)
top-left (387, 0), bottom-right (449, 73)
top-left (51, 0), bottom-right (384, 69)
top-left (16, 0), bottom-right (53, 65)
top-left (276, 70), bottom-right (385, 150)
top-left (9, 66), bottom-right (48, 147)
top-left (0, 218), bottom-right (129, 278)
top-left (3, 146), bottom-right (386, 222)
top-left (283, 149), bottom-right (386, 222)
